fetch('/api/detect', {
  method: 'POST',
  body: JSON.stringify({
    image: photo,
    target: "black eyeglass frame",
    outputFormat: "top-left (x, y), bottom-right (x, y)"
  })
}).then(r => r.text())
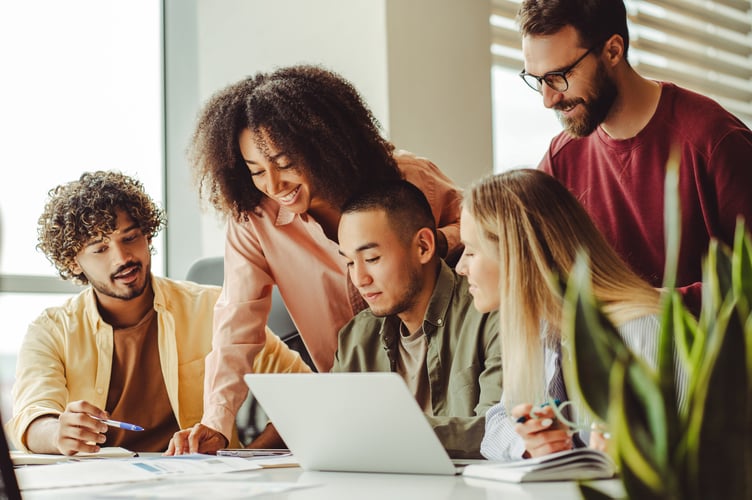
top-left (519, 46), bottom-right (597, 94)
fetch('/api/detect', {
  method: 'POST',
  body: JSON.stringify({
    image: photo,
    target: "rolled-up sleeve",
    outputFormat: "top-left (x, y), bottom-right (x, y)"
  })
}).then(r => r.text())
top-left (8, 318), bottom-right (68, 451)
top-left (201, 218), bottom-right (273, 440)
top-left (480, 399), bottom-right (527, 461)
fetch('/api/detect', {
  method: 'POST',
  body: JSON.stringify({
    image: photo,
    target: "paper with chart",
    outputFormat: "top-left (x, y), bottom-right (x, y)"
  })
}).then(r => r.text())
top-left (15, 454), bottom-right (261, 490)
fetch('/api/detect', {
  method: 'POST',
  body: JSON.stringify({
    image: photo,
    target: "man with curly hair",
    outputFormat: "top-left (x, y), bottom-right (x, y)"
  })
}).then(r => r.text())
top-left (8, 171), bottom-right (310, 455)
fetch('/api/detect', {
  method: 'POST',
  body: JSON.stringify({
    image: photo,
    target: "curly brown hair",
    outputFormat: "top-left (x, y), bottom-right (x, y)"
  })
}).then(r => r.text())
top-left (189, 64), bottom-right (401, 221)
top-left (37, 170), bottom-right (166, 284)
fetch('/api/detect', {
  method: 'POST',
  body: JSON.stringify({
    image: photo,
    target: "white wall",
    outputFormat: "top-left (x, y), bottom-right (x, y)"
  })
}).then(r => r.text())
top-left (193, 0), bottom-right (391, 260)
top-left (165, 0), bottom-right (493, 278)
top-left (386, 0), bottom-right (493, 189)
top-left (196, 0), bottom-right (390, 123)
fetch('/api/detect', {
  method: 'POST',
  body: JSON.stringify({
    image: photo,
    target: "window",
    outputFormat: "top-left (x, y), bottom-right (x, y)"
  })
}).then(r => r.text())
top-left (491, 67), bottom-right (563, 172)
top-left (0, 0), bottom-right (163, 418)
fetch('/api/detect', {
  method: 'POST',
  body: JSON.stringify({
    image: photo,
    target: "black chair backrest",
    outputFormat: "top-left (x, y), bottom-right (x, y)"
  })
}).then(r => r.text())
top-left (185, 256), bottom-right (298, 340)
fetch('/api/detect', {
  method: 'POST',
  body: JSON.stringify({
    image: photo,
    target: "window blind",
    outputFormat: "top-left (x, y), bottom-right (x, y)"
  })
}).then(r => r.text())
top-left (491, 0), bottom-right (752, 121)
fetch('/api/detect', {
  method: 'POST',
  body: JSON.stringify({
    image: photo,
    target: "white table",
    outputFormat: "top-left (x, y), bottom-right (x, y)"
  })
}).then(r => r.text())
top-left (20, 465), bottom-right (625, 499)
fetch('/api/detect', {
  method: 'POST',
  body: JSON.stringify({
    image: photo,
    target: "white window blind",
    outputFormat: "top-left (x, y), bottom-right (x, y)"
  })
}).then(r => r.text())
top-left (491, 0), bottom-right (752, 122)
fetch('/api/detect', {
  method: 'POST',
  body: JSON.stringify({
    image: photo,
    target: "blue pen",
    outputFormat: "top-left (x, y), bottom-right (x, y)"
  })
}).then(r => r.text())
top-left (95, 417), bottom-right (144, 432)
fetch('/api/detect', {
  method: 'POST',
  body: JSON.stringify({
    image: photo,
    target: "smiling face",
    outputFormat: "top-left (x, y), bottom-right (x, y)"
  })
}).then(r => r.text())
top-left (338, 209), bottom-right (433, 328)
top-left (239, 128), bottom-right (318, 214)
top-left (522, 25), bottom-right (617, 137)
top-left (456, 208), bottom-right (501, 314)
top-left (71, 209), bottom-right (152, 302)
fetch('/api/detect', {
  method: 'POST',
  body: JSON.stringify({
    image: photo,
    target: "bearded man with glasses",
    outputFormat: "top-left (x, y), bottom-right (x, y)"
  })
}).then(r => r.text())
top-left (518, 0), bottom-right (752, 316)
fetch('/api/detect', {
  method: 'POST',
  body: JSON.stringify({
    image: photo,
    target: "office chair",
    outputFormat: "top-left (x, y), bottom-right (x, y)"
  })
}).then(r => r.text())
top-left (185, 256), bottom-right (300, 340)
top-left (185, 256), bottom-right (315, 443)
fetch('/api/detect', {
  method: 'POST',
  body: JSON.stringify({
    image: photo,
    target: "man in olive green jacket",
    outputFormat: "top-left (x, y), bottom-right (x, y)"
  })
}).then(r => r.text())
top-left (333, 180), bottom-right (502, 459)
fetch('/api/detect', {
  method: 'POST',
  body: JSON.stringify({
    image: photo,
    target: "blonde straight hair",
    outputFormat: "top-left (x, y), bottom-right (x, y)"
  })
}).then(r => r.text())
top-left (464, 169), bottom-right (660, 407)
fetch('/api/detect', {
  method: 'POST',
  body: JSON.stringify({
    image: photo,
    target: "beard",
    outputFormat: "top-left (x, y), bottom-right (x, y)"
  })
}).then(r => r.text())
top-left (367, 267), bottom-right (423, 318)
top-left (555, 60), bottom-right (618, 138)
top-left (87, 261), bottom-right (150, 301)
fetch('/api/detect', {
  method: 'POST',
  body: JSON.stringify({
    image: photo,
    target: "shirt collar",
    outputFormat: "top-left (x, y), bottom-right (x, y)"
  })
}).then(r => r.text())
top-left (274, 204), bottom-right (298, 226)
top-left (378, 259), bottom-right (457, 341)
top-left (421, 260), bottom-right (457, 330)
top-left (83, 274), bottom-right (161, 332)
top-left (261, 196), bottom-right (301, 226)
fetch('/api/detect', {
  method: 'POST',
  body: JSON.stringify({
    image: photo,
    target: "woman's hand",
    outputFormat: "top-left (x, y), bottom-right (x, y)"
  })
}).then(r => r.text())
top-left (588, 422), bottom-right (611, 452)
top-left (511, 403), bottom-right (573, 458)
top-left (164, 423), bottom-right (228, 455)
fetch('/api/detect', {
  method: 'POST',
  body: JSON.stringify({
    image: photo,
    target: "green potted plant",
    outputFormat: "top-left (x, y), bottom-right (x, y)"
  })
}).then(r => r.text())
top-left (561, 157), bottom-right (752, 499)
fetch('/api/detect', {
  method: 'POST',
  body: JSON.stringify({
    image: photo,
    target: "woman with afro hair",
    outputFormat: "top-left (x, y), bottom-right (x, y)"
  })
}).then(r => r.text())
top-left (172, 64), bottom-right (463, 454)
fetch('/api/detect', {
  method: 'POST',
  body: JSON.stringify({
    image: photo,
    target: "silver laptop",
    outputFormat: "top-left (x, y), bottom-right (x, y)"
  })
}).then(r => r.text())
top-left (244, 372), bottom-right (462, 475)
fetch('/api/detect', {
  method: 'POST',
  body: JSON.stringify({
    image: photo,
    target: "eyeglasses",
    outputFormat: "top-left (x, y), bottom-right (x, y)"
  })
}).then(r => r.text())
top-left (519, 46), bottom-right (595, 94)
top-left (516, 398), bottom-right (600, 435)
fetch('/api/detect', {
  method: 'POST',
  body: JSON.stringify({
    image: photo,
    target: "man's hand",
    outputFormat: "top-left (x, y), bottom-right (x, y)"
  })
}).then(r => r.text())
top-left (511, 403), bottom-right (572, 458)
top-left (164, 423), bottom-right (228, 455)
top-left (27, 400), bottom-right (110, 456)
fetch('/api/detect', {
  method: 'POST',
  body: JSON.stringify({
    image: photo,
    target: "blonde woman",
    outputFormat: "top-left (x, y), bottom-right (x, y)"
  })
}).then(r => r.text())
top-left (456, 169), bottom-right (685, 461)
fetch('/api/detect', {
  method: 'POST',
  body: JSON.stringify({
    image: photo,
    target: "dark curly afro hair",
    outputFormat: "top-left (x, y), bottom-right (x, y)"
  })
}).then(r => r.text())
top-left (189, 64), bottom-right (401, 221)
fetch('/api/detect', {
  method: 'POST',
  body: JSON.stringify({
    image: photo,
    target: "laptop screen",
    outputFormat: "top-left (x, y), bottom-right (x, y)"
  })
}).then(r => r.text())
top-left (244, 372), bottom-right (459, 475)
top-left (0, 411), bottom-right (21, 500)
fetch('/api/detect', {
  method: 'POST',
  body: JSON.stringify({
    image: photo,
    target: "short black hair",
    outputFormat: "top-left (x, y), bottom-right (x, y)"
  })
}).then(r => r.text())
top-left (341, 180), bottom-right (436, 244)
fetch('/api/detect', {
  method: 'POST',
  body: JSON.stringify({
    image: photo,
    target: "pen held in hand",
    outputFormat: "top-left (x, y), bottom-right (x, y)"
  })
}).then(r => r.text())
top-left (94, 417), bottom-right (144, 432)
top-left (515, 399), bottom-right (562, 424)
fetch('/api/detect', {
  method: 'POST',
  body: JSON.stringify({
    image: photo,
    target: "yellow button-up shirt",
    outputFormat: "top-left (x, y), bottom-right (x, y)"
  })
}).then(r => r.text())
top-left (8, 275), bottom-right (310, 451)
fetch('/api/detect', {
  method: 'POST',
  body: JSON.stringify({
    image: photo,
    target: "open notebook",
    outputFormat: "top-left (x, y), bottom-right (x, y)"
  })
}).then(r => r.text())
top-left (463, 448), bottom-right (616, 483)
top-left (245, 372), bottom-right (464, 475)
top-left (10, 446), bottom-right (136, 465)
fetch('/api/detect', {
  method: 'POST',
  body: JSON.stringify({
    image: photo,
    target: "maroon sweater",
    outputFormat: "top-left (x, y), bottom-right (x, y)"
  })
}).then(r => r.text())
top-left (541, 82), bottom-right (752, 299)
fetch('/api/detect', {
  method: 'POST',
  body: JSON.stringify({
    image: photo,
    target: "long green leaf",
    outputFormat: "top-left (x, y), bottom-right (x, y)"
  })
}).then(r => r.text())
top-left (624, 362), bottom-right (669, 471)
top-left (618, 457), bottom-right (667, 500)
top-left (662, 147), bottom-right (681, 291)
top-left (745, 314), bottom-right (752, 494)
top-left (608, 360), bottom-right (664, 494)
top-left (688, 242), bottom-right (727, 392)
top-left (578, 483), bottom-right (617, 500)
top-left (656, 290), bottom-right (681, 455)
top-left (672, 292), bottom-right (697, 380)
top-left (685, 293), bottom-right (748, 499)
top-left (732, 218), bottom-right (752, 318)
top-left (563, 253), bottom-right (631, 421)
top-left (732, 221), bottom-right (752, 496)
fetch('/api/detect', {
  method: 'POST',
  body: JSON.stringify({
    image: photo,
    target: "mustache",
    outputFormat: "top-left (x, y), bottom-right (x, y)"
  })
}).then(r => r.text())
top-left (554, 98), bottom-right (585, 112)
top-left (112, 261), bottom-right (141, 278)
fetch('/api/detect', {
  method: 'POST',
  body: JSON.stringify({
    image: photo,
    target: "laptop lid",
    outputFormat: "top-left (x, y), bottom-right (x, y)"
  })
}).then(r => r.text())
top-left (0, 411), bottom-right (22, 500)
top-left (244, 372), bottom-right (459, 475)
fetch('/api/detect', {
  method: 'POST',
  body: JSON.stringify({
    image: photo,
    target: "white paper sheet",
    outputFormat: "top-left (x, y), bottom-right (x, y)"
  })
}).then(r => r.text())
top-left (74, 477), bottom-right (315, 499)
top-left (15, 454), bottom-right (261, 490)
